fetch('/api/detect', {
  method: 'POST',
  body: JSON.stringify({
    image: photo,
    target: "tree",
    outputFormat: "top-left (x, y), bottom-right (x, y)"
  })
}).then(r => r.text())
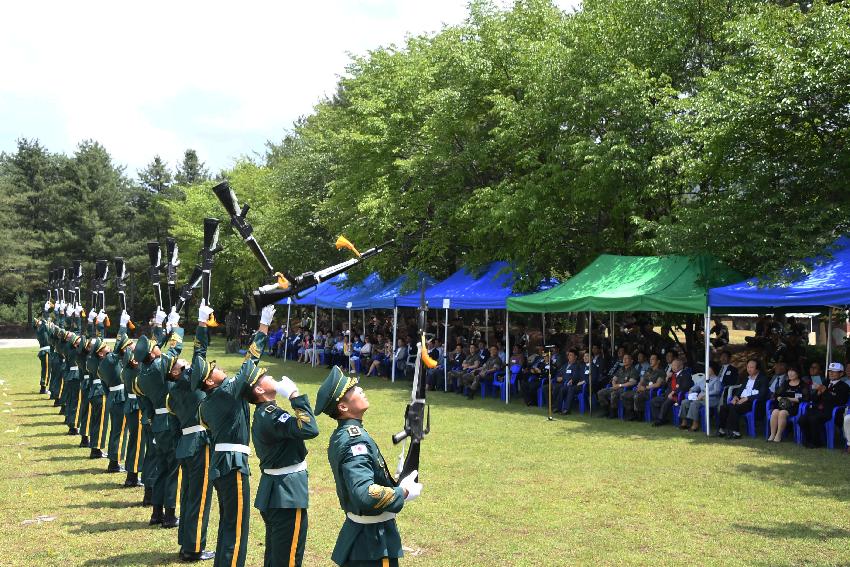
top-left (175, 149), bottom-right (210, 186)
top-left (138, 155), bottom-right (173, 194)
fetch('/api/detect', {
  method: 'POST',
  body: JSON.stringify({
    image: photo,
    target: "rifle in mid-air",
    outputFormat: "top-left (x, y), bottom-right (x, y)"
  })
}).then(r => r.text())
top-left (165, 237), bottom-right (180, 310)
top-left (147, 242), bottom-right (164, 310)
top-left (114, 257), bottom-right (135, 330)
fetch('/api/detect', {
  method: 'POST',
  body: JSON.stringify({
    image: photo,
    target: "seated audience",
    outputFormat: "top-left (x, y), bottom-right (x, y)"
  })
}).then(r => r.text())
top-left (623, 353), bottom-right (665, 421)
top-left (651, 358), bottom-right (693, 426)
top-left (799, 362), bottom-right (850, 448)
top-left (717, 359), bottom-right (768, 439)
top-left (679, 362), bottom-right (722, 432)
top-left (597, 353), bottom-right (639, 418)
top-left (768, 366), bottom-right (809, 442)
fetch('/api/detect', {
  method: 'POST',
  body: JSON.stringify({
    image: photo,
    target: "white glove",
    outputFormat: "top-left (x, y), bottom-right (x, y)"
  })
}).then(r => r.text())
top-left (88, 309), bottom-right (97, 323)
top-left (399, 470), bottom-right (422, 502)
top-left (273, 376), bottom-right (298, 399)
top-left (198, 299), bottom-right (214, 324)
top-left (65, 304), bottom-right (74, 317)
top-left (258, 283), bottom-right (279, 293)
top-left (43, 301), bottom-right (51, 312)
top-left (154, 307), bottom-right (167, 325)
top-left (260, 304), bottom-right (276, 326)
top-left (120, 310), bottom-right (131, 327)
top-left (96, 309), bottom-right (107, 324)
top-left (74, 303), bottom-right (82, 317)
top-left (57, 300), bottom-right (65, 312)
top-left (166, 306), bottom-right (180, 329)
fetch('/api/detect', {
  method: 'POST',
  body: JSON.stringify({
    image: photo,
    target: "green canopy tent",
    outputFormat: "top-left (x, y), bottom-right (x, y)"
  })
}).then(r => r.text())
top-left (507, 254), bottom-right (742, 433)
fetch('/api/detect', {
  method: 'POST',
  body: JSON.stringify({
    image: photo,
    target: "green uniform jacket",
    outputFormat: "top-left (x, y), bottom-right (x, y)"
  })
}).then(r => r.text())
top-left (167, 327), bottom-right (209, 460)
top-left (98, 349), bottom-right (127, 405)
top-left (252, 394), bottom-right (319, 511)
top-left (86, 345), bottom-right (106, 399)
top-left (328, 418), bottom-right (405, 564)
top-left (36, 320), bottom-right (50, 358)
top-left (62, 341), bottom-right (79, 381)
top-left (123, 349), bottom-right (142, 416)
top-left (136, 328), bottom-right (185, 433)
top-left (199, 331), bottom-right (267, 482)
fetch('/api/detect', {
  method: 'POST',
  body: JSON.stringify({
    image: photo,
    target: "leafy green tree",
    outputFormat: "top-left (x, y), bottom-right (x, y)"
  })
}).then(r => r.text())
top-left (175, 149), bottom-right (210, 186)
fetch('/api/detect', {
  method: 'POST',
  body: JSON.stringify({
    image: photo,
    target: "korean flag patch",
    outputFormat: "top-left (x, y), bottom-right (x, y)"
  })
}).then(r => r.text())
top-left (350, 443), bottom-right (368, 457)
top-left (278, 413), bottom-right (291, 423)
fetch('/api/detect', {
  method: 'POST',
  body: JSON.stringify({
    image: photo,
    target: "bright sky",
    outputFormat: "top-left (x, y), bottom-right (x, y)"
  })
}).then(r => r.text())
top-left (0, 0), bottom-right (580, 177)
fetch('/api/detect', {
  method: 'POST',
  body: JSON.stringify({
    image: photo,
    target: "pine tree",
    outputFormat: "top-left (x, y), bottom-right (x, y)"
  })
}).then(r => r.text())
top-left (138, 155), bottom-right (173, 194)
top-left (175, 149), bottom-right (210, 186)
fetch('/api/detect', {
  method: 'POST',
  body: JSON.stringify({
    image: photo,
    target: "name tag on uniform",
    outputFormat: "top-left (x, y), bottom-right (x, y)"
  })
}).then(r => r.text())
top-left (351, 443), bottom-right (368, 456)
top-left (566, 370), bottom-right (572, 374)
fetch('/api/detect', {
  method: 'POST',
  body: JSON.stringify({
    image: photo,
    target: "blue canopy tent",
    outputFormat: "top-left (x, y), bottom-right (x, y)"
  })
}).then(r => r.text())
top-left (395, 262), bottom-right (556, 399)
top-left (275, 273), bottom-right (346, 366)
top-left (709, 236), bottom-right (850, 365)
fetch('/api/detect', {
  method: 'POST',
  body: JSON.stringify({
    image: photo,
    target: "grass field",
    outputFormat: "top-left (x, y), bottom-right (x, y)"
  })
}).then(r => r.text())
top-left (2, 345), bottom-right (850, 566)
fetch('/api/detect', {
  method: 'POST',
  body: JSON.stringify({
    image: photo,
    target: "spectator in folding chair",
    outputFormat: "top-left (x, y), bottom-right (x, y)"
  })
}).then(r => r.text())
top-left (679, 362), bottom-right (723, 432)
top-left (597, 353), bottom-right (639, 418)
top-left (606, 346), bottom-right (626, 381)
top-left (359, 336), bottom-right (373, 369)
top-left (462, 345), bottom-right (503, 400)
top-left (799, 362), bottom-right (849, 448)
top-left (768, 366), bottom-right (809, 442)
top-left (635, 351), bottom-right (650, 376)
top-left (651, 358), bottom-right (693, 426)
top-left (767, 361), bottom-right (788, 395)
top-left (425, 339), bottom-right (445, 391)
top-left (450, 345), bottom-right (480, 395)
top-left (717, 359), bottom-right (768, 439)
top-left (663, 350), bottom-right (676, 375)
top-left (554, 349), bottom-right (585, 415)
top-left (803, 361), bottom-right (823, 387)
top-left (520, 346), bottom-right (546, 406)
top-left (589, 345), bottom-right (608, 393)
top-left (717, 350), bottom-right (739, 389)
top-left (623, 353), bottom-right (665, 421)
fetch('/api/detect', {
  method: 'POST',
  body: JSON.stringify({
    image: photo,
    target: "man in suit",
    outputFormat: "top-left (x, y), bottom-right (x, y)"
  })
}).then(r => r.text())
top-left (799, 362), bottom-right (850, 448)
top-left (651, 358), bottom-right (693, 426)
top-left (717, 351), bottom-right (739, 388)
top-left (717, 359), bottom-right (768, 439)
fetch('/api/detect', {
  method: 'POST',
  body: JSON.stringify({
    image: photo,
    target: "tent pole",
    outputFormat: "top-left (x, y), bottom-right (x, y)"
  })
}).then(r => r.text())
top-left (505, 310), bottom-right (510, 404)
top-left (704, 306), bottom-right (711, 437)
top-left (348, 308), bottom-right (353, 375)
top-left (283, 299), bottom-right (291, 361)
top-left (541, 313), bottom-right (546, 348)
top-left (588, 312), bottom-right (593, 416)
top-left (444, 308), bottom-right (449, 392)
top-left (610, 312), bottom-right (615, 356)
top-left (391, 306), bottom-right (398, 383)
top-left (362, 309), bottom-right (366, 338)
top-left (485, 309), bottom-right (489, 347)
top-left (331, 308), bottom-right (334, 334)
top-left (827, 308), bottom-right (834, 369)
top-left (313, 303), bottom-right (318, 367)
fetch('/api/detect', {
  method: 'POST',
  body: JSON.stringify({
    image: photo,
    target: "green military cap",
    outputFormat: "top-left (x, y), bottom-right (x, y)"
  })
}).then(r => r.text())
top-left (116, 336), bottom-right (133, 353)
top-left (67, 332), bottom-right (80, 345)
top-left (132, 335), bottom-right (156, 364)
top-left (246, 361), bottom-right (268, 389)
top-left (315, 365), bottom-right (358, 416)
top-left (94, 338), bottom-right (109, 355)
top-left (190, 358), bottom-right (216, 390)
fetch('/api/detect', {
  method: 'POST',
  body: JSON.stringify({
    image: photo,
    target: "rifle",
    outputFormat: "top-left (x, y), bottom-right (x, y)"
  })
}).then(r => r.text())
top-left (47, 268), bottom-right (55, 305)
top-left (147, 242), bottom-right (164, 310)
top-left (58, 267), bottom-right (67, 306)
top-left (391, 282), bottom-right (434, 482)
top-left (212, 180), bottom-right (276, 277)
top-left (174, 264), bottom-right (204, 317)
top-left (165, 237), bottom-right (180, 310)
top-left (114, 257), bottom-right (135, 331)
top-left (70, 260), bottom-right (83, 308)
top-left (200, 217), bottom-right (221, 325)
top-left (94, 259), bottom-right (110, 328)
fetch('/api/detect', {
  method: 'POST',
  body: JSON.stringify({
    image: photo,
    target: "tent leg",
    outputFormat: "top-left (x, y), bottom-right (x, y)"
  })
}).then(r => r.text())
top-left (505, 310), bottom-right (510, 404)
top-left (610, 312), bottom-right (615, 356)
top-left (391, 306), bottom-right (398, 383)
top-left (283, 300), bottom-right (291, 360)
top-left (827, 308), bottom-right (834, 369)
top-left (331, 309), bottom-right (334, 334)
top-left (704, 307), bottom-right (711, 437)
top-left (588, 312), bottom-right (593, 416)
top-left (444, 308), bottom-right (449, 392)
top-left (313, 303), bottom-right (318, 367)
top-left (362, 309), bottom-right (366, 338)
top-left (348, 308), bottom-right (353, 374)
top-left (541, 313), bottom-right (546, 348)
top-left (485, 309), bottom-right (489, 347)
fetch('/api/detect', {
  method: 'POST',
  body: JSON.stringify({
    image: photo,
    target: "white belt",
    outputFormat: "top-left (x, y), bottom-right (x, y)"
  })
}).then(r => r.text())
top-left (263, 460), bottom-right (307, 476)
top-left (109, 384), bottom-right (124, 392)
top-left (182, 425), bottom-right (206, 435)
top-left (69, 366), bottom-right (79, 371)
top-left (154, 408), bottom-right (169, 415)
top-left (346, 511), bottom-right (397, 524)
top-left (92, 379), bottom-right (101, 385)
top-left (39, 346), bottom-right (50, 352)
top-left (214, 443), bottom-right (251, 455)
top-left (127, 393), bottom-right (137, 399)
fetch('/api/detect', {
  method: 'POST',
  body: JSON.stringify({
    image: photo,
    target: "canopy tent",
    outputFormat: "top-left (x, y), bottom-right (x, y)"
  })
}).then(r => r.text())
top-left (346, 273), bottom-right (438, 310)
top-left (709, 237), bottom-right (850, 311)
top-left (507, 254), bottom-right (742, 314)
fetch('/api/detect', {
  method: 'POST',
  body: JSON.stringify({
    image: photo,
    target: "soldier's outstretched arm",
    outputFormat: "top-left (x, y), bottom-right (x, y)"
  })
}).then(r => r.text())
top-left (340, 441), bottom-right (405, 514)
top-left (257, 395), bottom-right (319, 441)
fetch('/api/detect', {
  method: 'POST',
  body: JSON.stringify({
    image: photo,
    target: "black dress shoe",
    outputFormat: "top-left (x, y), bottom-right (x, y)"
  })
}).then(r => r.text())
top-left (149, 506), bottom-right (164, 525)
top-left (58, 407), bottom-right (65, 415)
top-left (107, 460), bottom-right (126, 473)
top-left (67, 427), bottom-right (79, 436)
top-left (123, 472), bottom-right (143, 487)
top-left (162, 508), bottom-right (179, 528)
top-left (180, 550), bottom-right (215, 562)
top-left (142, 486), bottom-right (153, 507)
top-left (39, 386), bottom-right (47, 394)
top-left (53, 400), bottom-right (62, 407)
top-left (79, 435), bottom-right (90, 447)
top-left (89, 448), bottom-right (105, 459)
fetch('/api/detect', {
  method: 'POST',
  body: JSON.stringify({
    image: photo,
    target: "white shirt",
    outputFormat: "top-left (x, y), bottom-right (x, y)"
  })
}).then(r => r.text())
top-left (741, 377), bottom-right (758, 398)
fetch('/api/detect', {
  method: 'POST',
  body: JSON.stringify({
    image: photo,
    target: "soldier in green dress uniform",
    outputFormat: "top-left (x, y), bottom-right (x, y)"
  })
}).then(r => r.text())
top-left (121, 340), bottom-right (148, 489)
top-left (247, 355), bottom-right (318, 567)
top-left (62, 332), bottom-right (83, 435)
top-left (77, 311), bottom-right (97, 447)
top-left (164, 301), bottom-right (217, 562)
top-left (95, 316), bottom-right (132, 473)
top-left (315, 366), bottom-right (423, 567)
top-left (133, 307), bottom-right (183, 528)
top-left (85, 311), bottom-right (110, 458)
top-left (194, 304), bottom-right (275, 567)
top-left (48, 324), bottom-right (64, 403)
top-left (35, 301), bottom-right (53, 394)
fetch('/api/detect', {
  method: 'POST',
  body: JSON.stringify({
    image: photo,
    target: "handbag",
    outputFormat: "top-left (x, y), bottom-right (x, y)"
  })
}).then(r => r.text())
top-left (776, 397), bottom-right (798, 411)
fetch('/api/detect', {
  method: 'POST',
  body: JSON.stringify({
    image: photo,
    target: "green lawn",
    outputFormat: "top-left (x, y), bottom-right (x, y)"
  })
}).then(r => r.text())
top-left (1, 345), bottom-right (849, 566)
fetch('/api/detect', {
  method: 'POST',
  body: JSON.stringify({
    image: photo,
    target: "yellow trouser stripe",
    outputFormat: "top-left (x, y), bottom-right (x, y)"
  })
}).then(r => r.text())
top-left (133, 413), bottom-right (142, 472)
top-left (117, 415), bottom-right (126, 463)
top-left (232, 471), bottom-right (243, 567)
top-left (85, 401), bottom-right (92, 434)
top-left (74, 390), bottom-right (82, 425)
top-left (382, 558), bottom-right (389, 567)
top-left (289, 508), bottom-right (302, 567)
top-left (98, 396), bottom-right (107, 448)
top-left (42, 354), bottom-right (49, 384)
top-left (58, 376), bottom-right (64, 399)
top-left (176, 466), bottom-right (183, 511)
top-left (196, 445), bottom-right (210, 553)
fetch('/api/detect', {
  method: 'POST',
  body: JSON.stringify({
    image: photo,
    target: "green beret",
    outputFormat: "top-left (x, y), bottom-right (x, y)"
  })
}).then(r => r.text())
top-left (132, 335), bottom-right (155, 364)
top-left (315, 366), bottom-right (358, 417)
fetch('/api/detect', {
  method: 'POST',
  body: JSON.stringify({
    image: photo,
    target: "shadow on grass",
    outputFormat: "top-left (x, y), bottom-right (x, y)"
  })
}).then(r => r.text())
top-left (64, 500), bottom-right (142, 510)
top-left (36, 443), bottom-right (78, 451)
top-left (732, 521), bottom-right (850, 540)
top-left (25, 420), bottom-right (68, 428)
top-left (81, 551), bottom-right (179, 566)
top-left (72, 520), bottom-right (151, 535)
top-left (69, 480), bottom-right (123, 491)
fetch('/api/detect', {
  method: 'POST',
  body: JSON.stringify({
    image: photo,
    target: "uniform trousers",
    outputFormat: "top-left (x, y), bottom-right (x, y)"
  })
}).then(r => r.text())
top-left (140, 423), bottom-right (159, 488)
top-left (63, 379), bottom-right (81, 428)
top-left (89, 393), bottom-right (108, 450)
top-left (151, 429), bottom-right (180, 508)
top-left (39, 352), bottom-right (50, 389)
top-left (107, 399), bottom-right (127, 461)
top-left (260, 507), bottom-right (308, 567)
top-left (212, 469), bottom-right (250, 567)
top-left (124, 410), bottom-right (145, 474)
top-left (597, 387), bottom-right (624, 416)
top-left (178, 443), bottom-right (213, 555)
top-left (345, 559), bottom-right (399, 567)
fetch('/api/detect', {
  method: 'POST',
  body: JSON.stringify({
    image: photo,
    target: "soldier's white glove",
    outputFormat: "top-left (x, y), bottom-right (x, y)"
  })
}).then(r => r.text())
top-left (198, 300), bottom-right (214, 324)
top-left (273, 376), bottom-right (298, 399)
top-left (399, 470), bottom-right (422, 502)
top-left (57, 300), bottom-right (65, 312)
top-left (74, 303), bottom-right (83, 317)
top-left (166, 306), bottom-right (180, 329)
top-left (96, 309), bottom-right (107, 324)
top-left (154, 307), bottom-right (167, 326)
top-left (65, 304), bottom-right (73, 317)
top-left (88, 309), bottom-right (97, 323)
top-left (258, 282), bottom-right (279, 293)
top-left (43, 301), bottom-right (52, 313)
top-left (120, 310), bottom-right (131, 327)
top-left (260, 304), bottom-right (276, 326)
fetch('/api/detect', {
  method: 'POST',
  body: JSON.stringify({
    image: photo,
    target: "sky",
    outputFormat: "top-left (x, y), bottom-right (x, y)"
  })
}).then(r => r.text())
top-left (0, 0), bottom-right (580, 177)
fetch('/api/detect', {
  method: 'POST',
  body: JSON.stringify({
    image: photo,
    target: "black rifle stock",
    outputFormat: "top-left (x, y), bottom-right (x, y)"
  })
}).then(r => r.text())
top-left (166, 237), bottom-right (179, 310)
top-left (211, 180), bottom-right (275, 276)
top-left (147, 242), bottom-right (163, 309)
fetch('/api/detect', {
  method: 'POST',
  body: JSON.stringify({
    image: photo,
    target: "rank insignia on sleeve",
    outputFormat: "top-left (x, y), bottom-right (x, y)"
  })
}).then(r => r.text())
top-left (347, 425), bottom-right (361, 438)
top-left (350, 443), bottom-right (368, 456)
top-left (264, 405), bottom-right (276, 414)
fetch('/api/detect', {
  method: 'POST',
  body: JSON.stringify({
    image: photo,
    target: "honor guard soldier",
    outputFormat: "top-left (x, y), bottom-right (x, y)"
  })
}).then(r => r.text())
top-left (96, 316), bottom-right (133, 473)
top-left (134, 307), bottom-right (183, 528)
top-left (77, 311), bottom-right (96, 448)
top-left (164, 301), bottom-right (217, 562)
top-left (247, 355), bottom-right (319, 567)
top-left (48, 325), bottom-right (65, 406)
top-left (86, 337), bottom-right (109, 458)
top-left (316, 366), bottom-right (423, 567)
top-left (121, 340), bottom-right (147, 489)
top-left (62, 332), bottom-right (83, 436)
top-left (194, 304), bottom-right (276, 567)
top-left (35, 301), bottom-right (53, 394)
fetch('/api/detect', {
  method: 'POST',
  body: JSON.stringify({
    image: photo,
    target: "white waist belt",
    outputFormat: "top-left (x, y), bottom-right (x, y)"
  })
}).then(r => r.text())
top-left (127, 393), bottom-right (137, 399)
top-left (91, 379), bottom-right (101, 385)
top-left (69, 366), bottom-right (79, 371)
top-left (39, 346), bottom-right (50, 352)
top-left (154, 408), bottom-right (169, 415)
top-left (263, 460), bottom-right (307, 476)
top-left (109, 384), bottom-right (124, 392)
top-left (346, 511), bottom-right (397, 524)
top-left (182, 425), bottom-right (206, 435)
top-left (215, 443), bottom-right (251, 455)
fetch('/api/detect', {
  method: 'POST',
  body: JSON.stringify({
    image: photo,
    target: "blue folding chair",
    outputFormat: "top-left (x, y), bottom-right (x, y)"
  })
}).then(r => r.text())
top-left (765, 400), bottom-right (808, 443)
top-left (826, 405), bottom-right (847, 449)
top-left (617, 386), bottom-right (634, 419)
